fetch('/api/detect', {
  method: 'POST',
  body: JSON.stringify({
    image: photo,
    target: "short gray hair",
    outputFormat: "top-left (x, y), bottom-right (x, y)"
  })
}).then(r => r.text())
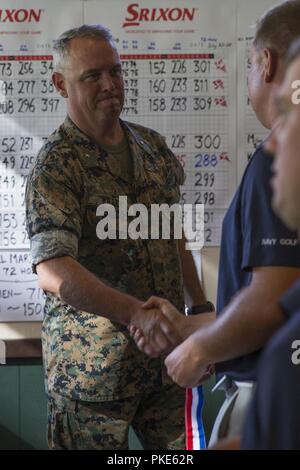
top-left (253, 1), bottom-right (300, 58)
top-left (286, 37), bottom-right (300, 66)
top-left (53, 24), bottom-right (115, 72)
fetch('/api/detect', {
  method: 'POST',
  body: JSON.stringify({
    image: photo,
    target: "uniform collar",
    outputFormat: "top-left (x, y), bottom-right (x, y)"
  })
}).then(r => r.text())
top-left (61, 115), bottom-right (109, 170)
top-left (61, 115), bottom-right (151, 187)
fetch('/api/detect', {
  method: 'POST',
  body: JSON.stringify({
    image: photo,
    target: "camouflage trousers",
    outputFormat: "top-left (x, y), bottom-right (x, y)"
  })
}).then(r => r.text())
top-left (47, 383), bottom-right (185, 450)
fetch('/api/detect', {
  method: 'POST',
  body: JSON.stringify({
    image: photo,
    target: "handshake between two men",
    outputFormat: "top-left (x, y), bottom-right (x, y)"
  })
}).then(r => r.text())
top-left (128, 296), bottom-right (216, 388)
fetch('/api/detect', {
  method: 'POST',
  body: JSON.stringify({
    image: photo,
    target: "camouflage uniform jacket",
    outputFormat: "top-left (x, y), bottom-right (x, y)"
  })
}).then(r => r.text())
top-left (26, 116), bottom-right (185, 401)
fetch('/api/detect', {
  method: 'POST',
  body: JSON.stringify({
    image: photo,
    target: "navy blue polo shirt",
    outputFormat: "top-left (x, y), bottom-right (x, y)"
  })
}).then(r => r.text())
top-left (242, 280), bottom-right (300, 449)
top-left (216, 145), bottom-right (300, 381)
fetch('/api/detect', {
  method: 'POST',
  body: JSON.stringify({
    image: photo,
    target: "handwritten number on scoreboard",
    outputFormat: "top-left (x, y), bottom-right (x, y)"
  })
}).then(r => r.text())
top-left (0, 56), bottom-right (63, 260)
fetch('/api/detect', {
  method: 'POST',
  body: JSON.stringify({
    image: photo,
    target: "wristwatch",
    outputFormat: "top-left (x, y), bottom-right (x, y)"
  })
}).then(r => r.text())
top-left (186, 301), bottom-right (215, 315)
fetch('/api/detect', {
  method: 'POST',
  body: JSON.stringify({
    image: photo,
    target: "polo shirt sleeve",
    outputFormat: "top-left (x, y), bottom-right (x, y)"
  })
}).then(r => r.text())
top-left (241, 149), bottom-right (300, 270)
top-left (26, 155), bottom-right (84, 272)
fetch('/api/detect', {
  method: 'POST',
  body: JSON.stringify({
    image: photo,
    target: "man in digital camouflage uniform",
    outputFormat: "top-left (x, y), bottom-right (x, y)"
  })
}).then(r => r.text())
top-left (25, 24), bottom-right (206, 450)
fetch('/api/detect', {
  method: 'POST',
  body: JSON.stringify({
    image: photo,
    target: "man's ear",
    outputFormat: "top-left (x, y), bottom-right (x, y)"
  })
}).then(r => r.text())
top-left (52, 72), bottom-right (68, 98)
top-left (262, 48), bottom-right (278, 83)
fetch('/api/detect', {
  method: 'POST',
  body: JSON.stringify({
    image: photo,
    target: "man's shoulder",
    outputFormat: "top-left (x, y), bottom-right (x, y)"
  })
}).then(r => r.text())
top-left (38, 124), bottom-right (75, 158)
top-left (32, 124), bottom-right (81, 178)
top-left (239, 145), bottom-right (274, 194)
top-left (248, 145), bottom-right (274, 175)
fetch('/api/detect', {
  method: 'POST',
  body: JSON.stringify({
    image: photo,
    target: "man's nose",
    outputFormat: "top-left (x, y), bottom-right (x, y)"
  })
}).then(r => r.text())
top-left (100, 71), bottom-right (115, 91)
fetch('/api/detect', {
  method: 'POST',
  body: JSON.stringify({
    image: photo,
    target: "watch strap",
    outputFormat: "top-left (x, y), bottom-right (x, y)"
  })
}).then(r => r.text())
top-left (186, 301), bottom-right (215, 315)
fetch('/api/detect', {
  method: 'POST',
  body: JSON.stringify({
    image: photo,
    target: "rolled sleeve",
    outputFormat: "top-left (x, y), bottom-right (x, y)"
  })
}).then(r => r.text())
top-left (26, 157), bottom-right (84, 273)
top-left (30, 230), bottom-right (78, 273)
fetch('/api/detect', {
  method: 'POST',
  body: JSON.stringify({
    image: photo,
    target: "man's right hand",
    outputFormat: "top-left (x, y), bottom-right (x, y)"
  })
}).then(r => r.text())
top-left (129, 296), bottom-right (216, 359)
top-left (143, 296), bottom-right (215, 339)
top-left (129, 304), bottom-right (182, 357)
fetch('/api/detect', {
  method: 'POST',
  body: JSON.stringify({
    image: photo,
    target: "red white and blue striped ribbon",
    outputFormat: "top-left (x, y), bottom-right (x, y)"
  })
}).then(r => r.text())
top-left (185, 386), bottom-right (206, 450)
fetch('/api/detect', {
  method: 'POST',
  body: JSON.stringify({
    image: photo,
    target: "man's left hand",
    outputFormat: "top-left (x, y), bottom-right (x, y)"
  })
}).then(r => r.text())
top-left (164, 333), bottom-right (214, 387)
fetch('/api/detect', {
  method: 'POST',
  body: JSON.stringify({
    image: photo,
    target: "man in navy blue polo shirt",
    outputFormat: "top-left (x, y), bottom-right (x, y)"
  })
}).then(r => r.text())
top-left (131, 1), bottom-right (300, 444)
top-left (241, 38), bottom-right (300, 450)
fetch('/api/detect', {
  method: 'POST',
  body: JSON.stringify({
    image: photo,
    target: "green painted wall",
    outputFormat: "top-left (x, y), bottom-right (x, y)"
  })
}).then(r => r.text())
top-left (0, 365), bottom-right (223, 450)
top-left (0, 365), bottom-right (47, 449)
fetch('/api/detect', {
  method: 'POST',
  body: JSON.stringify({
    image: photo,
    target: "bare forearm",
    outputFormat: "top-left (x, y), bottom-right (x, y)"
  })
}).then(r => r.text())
top-left (192, 285), bottom-right (285, 365)
top-left (38, 257), bottom-right (141, 325)
top-left (181, 312), bottom-right (216, 339)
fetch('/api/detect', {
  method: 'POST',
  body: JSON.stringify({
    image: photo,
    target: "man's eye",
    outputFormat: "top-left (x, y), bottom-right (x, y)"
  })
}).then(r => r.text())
top-left (84, 73), bottom-right (100, 82)
top-left (111, 68), bottom-right (122, 77)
